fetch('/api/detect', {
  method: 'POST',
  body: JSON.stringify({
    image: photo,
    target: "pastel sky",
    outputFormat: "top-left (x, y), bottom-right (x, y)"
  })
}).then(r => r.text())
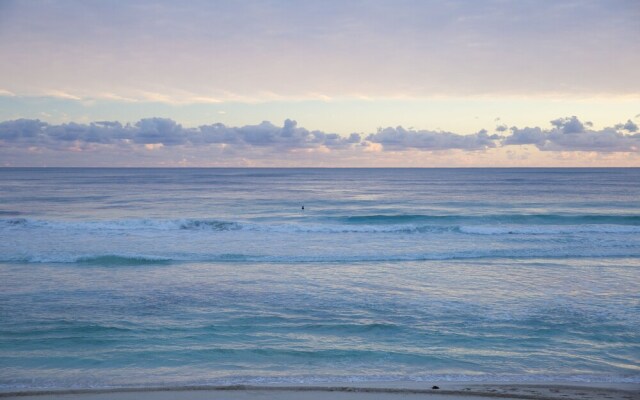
top-left (0, 0), bottom-right (639, 166)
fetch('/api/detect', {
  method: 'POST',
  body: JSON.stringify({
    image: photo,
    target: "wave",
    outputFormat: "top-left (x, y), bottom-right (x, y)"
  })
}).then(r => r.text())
top-left (0, 218), bottom-right (243, 232)
top-left (3, 217), bottom-right (640, 235)
top-left (3, 252), bottom-right (639, 265)
top-left (458, 224), bottom-right (640, 235)
top-left (178, 220), bottom-right (241, 231)
top-left (76, 255), bottom-right (172, 265)
top-left (1, 254), bottom-right (174, 265)
top-left (285, 224), bottom-right (640, 235)
top-left (0, 210), bottom-right (21, 216)
top-left (332, 213), bottom-right (640, 225)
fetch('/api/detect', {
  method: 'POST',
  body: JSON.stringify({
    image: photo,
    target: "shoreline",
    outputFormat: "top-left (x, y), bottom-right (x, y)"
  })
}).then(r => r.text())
top-left (2, 382), bottom-right (639, 400)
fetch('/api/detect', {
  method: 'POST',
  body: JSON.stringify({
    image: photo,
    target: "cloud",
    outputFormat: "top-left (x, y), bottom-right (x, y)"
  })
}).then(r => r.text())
top-left (2, 116), bottom-right (639, 160)
top-left (197, 119), bottom-right (360, 149)
top-left (615, 119), bottom-right (638, 133)
top-left (2, 1), bottom-right (639, 101)
top-left (550, 116), bottom-right (587, 134)
top-left (504, 116), bottom-right (640, 152)
top-left (44, 90), bottom-right (83, 101)
top-left (0, 118), bottom-right (360, 151)
top-left (365, 126), bottom-right (498, 151)
top-left (133, 118), bottom-right (187, 145)
top-left (0, 119), bottom-right (47, 141)
top-left (503, 127), bottom-right (546, 146)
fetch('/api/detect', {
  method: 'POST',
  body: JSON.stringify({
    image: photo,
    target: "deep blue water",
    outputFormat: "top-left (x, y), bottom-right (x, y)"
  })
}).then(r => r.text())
top-left (1, 168), bottom-right (639, 390)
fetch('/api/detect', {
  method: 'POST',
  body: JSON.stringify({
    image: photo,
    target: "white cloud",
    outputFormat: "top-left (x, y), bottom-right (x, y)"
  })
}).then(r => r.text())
top-left (43, 90), bottom-right (83, 101)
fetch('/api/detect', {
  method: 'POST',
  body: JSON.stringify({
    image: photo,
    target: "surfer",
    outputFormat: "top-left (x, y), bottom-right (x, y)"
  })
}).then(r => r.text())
top-left (302, 205), bottom-right (304, 210)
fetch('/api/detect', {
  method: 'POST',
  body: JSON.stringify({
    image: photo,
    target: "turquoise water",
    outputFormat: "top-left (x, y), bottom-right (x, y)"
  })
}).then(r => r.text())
top-left (1, 168), bottom-right (639, 390)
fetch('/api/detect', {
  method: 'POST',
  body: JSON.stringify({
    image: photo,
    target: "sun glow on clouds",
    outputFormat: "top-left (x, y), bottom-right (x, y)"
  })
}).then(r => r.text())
top-left (144, 143), bottom-right (164, 151)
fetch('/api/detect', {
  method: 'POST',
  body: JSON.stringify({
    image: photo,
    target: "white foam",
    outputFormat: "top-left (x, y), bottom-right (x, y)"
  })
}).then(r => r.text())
top-left (3, 218), bottom-right (640, 236)
top-left (459, 224), bottom-right (640, 235)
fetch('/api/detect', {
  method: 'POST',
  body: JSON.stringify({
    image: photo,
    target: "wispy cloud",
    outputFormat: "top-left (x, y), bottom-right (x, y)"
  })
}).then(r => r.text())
top-left (40, 90), bottom-right (223, 105)
top-left (43, 90), bottom-right (83, 101)
top-left (1, 1), bottom-right (638, 101)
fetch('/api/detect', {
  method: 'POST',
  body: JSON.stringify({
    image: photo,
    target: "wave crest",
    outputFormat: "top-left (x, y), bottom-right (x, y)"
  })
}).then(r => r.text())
top-left (3, 216), bottom-right (640, 236)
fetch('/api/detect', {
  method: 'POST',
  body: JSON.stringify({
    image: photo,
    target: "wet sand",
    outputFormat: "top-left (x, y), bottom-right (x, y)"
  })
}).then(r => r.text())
top-left (2, 382), bottom-right (638, 400)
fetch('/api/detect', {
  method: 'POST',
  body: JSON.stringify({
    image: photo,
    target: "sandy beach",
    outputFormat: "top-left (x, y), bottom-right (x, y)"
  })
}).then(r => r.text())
top-left (2, 382), bottom-right (639, 400)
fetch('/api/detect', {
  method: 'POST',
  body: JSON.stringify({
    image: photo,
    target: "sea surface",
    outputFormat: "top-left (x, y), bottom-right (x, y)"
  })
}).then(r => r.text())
top-left (1, 168), bottom-right (639, 390)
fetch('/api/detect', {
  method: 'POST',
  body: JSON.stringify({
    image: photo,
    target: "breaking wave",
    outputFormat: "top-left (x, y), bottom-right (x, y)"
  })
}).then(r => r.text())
top-left (331, 213), bottom-right (640, 225)
top-left (2, 215), bottom-right (640, 235)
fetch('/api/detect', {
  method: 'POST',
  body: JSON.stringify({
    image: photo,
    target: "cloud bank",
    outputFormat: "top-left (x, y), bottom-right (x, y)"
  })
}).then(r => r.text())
top-left (1, 116), bottom-right (639, 166)
top-left (0, 118), bottom-right (360, 151)
top-left (366, 127), bottom-right (499, 151)
top-left (504, 116), bottom-right (640, 152)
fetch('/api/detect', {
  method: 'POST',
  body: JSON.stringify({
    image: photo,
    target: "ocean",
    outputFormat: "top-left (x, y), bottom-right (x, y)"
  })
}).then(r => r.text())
top-left (1, 168), bottom-right (639, 390)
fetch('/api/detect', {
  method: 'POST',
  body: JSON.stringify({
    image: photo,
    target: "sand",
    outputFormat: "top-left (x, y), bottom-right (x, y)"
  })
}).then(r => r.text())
top-left (1, 382), bottom-right (638, 400)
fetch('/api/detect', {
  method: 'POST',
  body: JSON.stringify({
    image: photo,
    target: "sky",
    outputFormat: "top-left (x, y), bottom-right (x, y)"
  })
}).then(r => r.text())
top-left (0, 0), bottom-right (639, 167)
